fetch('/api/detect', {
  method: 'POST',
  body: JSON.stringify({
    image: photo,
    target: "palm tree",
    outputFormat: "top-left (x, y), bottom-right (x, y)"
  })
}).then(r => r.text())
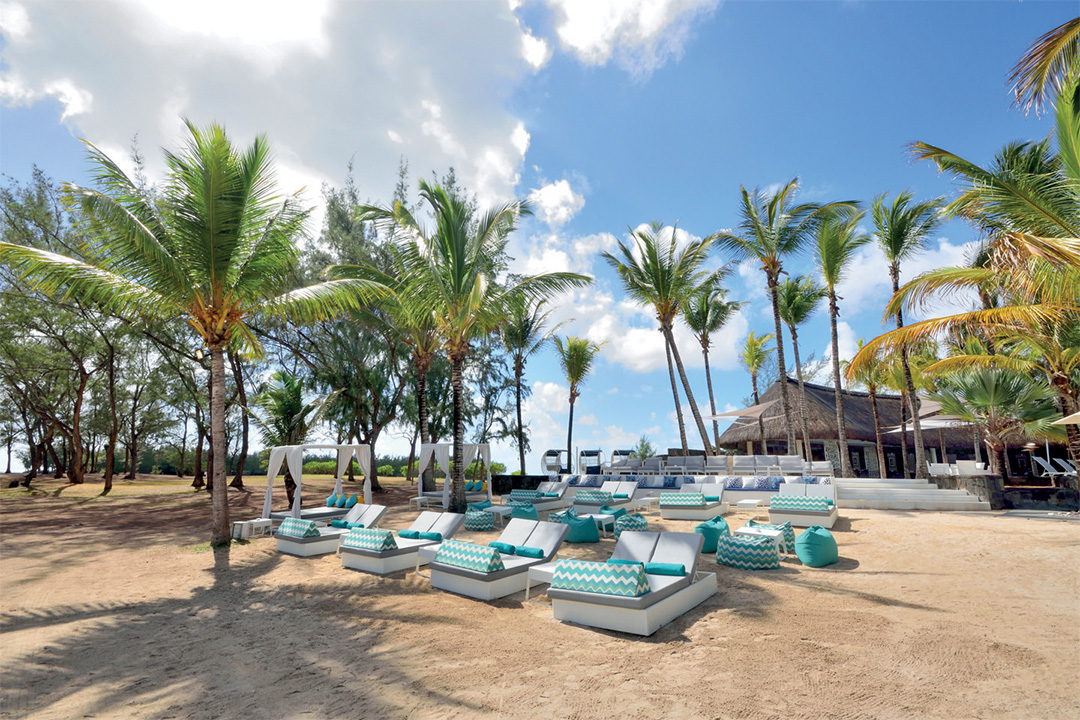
top-left (712, 179), bottom-right (855, 453)
top-left (845, 339), bottom-right (890, 478)
top-left (0, 121), bottom-right (384, 545)
top-left (777, 275), bottom-right (827, 460)
top-left (502, 296), bottom-right (564, 475)
top-left (553, 336), bottom-right (603, 473)
top-left (602, 222), bottom-right (716, 453)
top-left (871, 191), bottom-right (945, 480)
top-left (739, 331), bottom-right (774, 455)
top-left (358, 180), bottom-right (589, 512)
top-left (1009, 16), bottom-right (1080, 115)
top-left (682, 275), bottom-right (743, 448)
top-left (251, 370), bottom-right (321, 506)
top-left (815, 208), bottom-right (871, 477)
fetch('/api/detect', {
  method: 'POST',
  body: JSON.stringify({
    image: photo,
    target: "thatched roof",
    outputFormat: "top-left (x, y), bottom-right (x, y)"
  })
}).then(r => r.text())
top-left (716, 377), bottom-right (977, 449)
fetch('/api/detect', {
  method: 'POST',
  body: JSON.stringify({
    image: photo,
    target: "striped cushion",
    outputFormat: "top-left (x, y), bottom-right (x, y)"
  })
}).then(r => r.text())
top-left (508, 489), bottom-right (542, 505)
top-left (549, 507), bottom-right (578, 524)
top-left (716, 534), bottom-right (780, 570)
top-left (435, 539), bottom-right (505, 573)
top-left (277, 518), bottom-right (320, 538)
top-left (341, 527), bottom-right (397, 551)
top-left (747, 519), bottom-right (796, 553)
top-left (463, 509), bottom-right (495, 531)
top-left (659, 492), bottom-right (705, 507)
top-left (614, 513), bottom-right (648, 537)
top-left (575, 490), bottom-right (614, 504)
top-left (551, 559), bottom-right (651, 597)
top-left (770, 495), bottom-right (830, 512)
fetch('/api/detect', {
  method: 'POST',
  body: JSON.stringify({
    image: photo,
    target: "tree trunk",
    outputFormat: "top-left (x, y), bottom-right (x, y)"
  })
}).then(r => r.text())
top-left (899, 388), bottom-right (910, 478)
top-left (662, 323), bottom-right (713, 454)
top-left (47, 441), bottom-right (64, 478)
top-left (103, 344), bottom-right (117, 493)
top-left (767, 272), bottom-right (796, 452)
top-left (665, 335), bottom-right (688, 453)
top-left (449, 351), bottom-right (467, 513)
top-left (892, 264), bottom-right (927, 479)
top-left (752, 374), bottom-right (765, 455)
top-left (418, 364), bottom-right (435, 492)
top-left (702, 345), bottom-right (720, 449)
top-left (566, 395), bottom-right (576, 474)
top-left (829, 291), bottom-right (853, 477)
top-left (209, 347), bottom-right (230, 546)
top-left (68, 370), bottom-right (88, 484)
top-left (177, 420), bottom-right (188, 478)
top-left (192, 424), bottom-right (205, 489)
top-left (230, 351), bottom-right (248, 490)
top-left (284, 468), bottom-right (296, 508)
top-left (789, 324), bottom-right (813, 461)
top-left (515, 364), bottom-right (527, 476)
top-left (870, 387), bottom-right (887, 479)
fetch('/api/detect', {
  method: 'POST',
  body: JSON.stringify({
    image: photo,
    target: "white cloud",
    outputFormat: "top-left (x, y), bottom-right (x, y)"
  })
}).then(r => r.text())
top-left (578, 413), bottom-right (599, 426)
top-left (521, 31), bottom-right (551, 69)
top-left (0, 2), bottom-right (30, 39)
top-left (821, 320), bottom-right (859, 367)
top-left (544, 0), bottom-right (718, 78)
top-left (527, 179), bottom-right (585, 228)
top-left (531, 380), bottom-right (569, 414)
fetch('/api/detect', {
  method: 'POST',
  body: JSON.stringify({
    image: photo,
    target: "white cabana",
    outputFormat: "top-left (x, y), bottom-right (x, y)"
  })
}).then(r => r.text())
top-left (415, 442), bottom-right (492, 508)
top-left (1051, 411), bottom-right (1080, 425)
top-left (261, 444), bottom-right (372, 519)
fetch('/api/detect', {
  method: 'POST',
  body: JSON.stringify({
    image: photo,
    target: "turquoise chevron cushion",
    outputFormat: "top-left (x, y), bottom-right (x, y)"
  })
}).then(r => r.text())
top-left (551, 559), bottom-right (651, 597)
top-left (660, 492), bottom-right (705, 507)
top-left (716, 534), bottom-right (780, 570)
top-left (341, 527), bottom-right (397, 551)
top-left (468, 500), bottom-right (493, 511)
top-left (399, 529), bottom-right (421, 539)
top-left (607, 558), bottom-right (643, 566)
top-left (694, 515), bottom-right (731, 553)
top-left (511, 503), bottom-right (539, 521)
top-left (614, 513), bottom-right (648, 537)
top-left (463, 510), bottom-right (495, 532)
top-left (344, 494), bottom-right (359, 508)
top-left (575, 490), bottom-right (613, 504)
top-left (795, 526), bottom-right (839, 567)
top-left (435, 540), bottom-right (505, 573)
top-left (564, 515), bottom-right (600, 543)
top-left (550, 507), bottom-right (578, 524)
top-left (326, 494), bottom-right (338, 507)
top-left (277, 518), bottom-right (321, 538)
top-left (488, 541), bottom-right (516, 554)
top-left (516, 545), bottom-right (544, 558)
top-left (770, 495), bottom-right (830, 513)
top-left (509, 489), bottom-right (542, 504)
top-left (598, 505), bottom-right (628, 520)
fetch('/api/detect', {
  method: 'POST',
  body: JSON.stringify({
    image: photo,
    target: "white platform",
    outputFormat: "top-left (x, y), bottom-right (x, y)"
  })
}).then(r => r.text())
top-left (833, 477), bottom-right (991, 511)
top-left (429, 567), bottom-right (532, 601)
top-left (551, 572), bottom-right (717, 636)
top-left (660, 503), bottom-right (729, 520)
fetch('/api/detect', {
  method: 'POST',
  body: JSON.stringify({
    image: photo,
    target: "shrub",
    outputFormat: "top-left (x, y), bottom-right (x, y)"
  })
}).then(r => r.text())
top-left (302, 460), bottom-right (337, 475)
top-left (376, 464), bottom-right (396, 477)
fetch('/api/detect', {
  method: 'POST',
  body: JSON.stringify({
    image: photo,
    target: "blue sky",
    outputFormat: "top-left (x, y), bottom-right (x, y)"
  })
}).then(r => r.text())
top-left (0, 1), bottom-right (1074, 471)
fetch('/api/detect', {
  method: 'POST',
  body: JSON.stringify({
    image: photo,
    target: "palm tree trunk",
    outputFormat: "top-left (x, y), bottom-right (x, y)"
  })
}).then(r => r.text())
top-left (752, 375), bottom-right (764, 455)
top-left (104, 343), bottom-right (117, 492)
top-left (662, 323), bottom-right (713, 454)
top-left (209, 346), bottom-right (230, 546)
top-left (229, 351), bottom-right (248, 490)
top-left (892, 265), bottom-right (927, 479)
top-left (515, 364), bottom-right (527, 476)
top-left (870, 387), bottom-right (887, 479)
top-left (899, 388), bottom-right (910, 478)
top-left (703, 345), bottom-right (720, 448)
top-left (789, 325), bottom-right (812, 461)
top-left (449, 351), bottom-right (466, 513)
top-left (665, 337), bottom-right (688, 453)
top-left (829, 292), bottom-right (853, 477)
top-left (767, 273), bottom-right (796, 452)
top-left (566, 396), bottom-right (576, 474)
top-left (417, 363), bottom-right (435, 492)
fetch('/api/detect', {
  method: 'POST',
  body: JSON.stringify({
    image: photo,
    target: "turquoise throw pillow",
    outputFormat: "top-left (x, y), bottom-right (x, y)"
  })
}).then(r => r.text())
top-left (607, 558), bottom-right (643, 566)
top-left (613, 493), bottom-right (630, 499)
top-left (399, 529), bottom-right (420, 539)
top-left (346, 522), bottom-right (365, 530)
top-left (468, 500), bottom-right (492, 511)
top-left (704, 495), bottom-right (721, 502)
top-left (335, 494), bottom-right (348, 508)
top-left (344, 494), bottom-right (359, 508)
top-left (543, 492), bottom-right (561, 498)
top-left (645, 562), bottom-right (686, 576)
top-left (330, 519), bottom-right (348, 529)
top-left (598, 505), bottom-right (628, 520)
top-left (326, 494), bottom-right (338, 507)
top-left (489, 541), bottom-right (516, 554)
top-left (516, 545), bottom-right (544, 558)
top-left (419, 531), bottom-right (442, 542)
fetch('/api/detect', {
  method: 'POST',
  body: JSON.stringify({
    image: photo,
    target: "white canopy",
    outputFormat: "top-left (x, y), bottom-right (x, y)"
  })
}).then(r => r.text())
top-left (261, 444), bottom-right (371, 519)
top-left (416, 442), bottom-right (492, 508)
top-left (705, 400), bottom-right (777, 421)
top-left (1051, 411), bottom-right (1080, 425)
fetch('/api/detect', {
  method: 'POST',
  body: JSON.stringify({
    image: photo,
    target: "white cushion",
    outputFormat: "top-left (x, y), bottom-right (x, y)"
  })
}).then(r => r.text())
top-left (741, 477), bottom-right (757, 489)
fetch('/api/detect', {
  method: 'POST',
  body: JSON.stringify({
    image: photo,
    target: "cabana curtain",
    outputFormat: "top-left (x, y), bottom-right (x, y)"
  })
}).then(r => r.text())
top-left (261, 444), bottom-right (372, 519)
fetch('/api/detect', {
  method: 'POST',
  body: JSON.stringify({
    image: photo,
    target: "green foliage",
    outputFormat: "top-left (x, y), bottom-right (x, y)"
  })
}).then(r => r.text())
top-left (631, 435), bottom-right (657, 460)
top-left (376, 464), bottom-right (396, 476)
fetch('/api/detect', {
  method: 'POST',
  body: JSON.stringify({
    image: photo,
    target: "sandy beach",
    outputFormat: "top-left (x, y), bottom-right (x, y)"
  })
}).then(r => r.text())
top-left (1, 476), bottom-right (1077, 720)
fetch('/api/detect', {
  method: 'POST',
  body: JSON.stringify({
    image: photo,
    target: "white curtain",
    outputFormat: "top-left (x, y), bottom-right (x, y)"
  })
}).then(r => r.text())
top-left (354, 445), bottom-right (372, 504)
top-left (287, 447), bottom-right (305, 517)
top-left (261, 445), bottom-right (290, 518)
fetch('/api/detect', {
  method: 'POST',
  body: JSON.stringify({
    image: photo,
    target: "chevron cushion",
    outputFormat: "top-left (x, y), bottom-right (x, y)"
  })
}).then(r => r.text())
top-left (434, 539), bottom-right (505, 573)
top-left (510, 503), bottom-right (539, 521)
top-left (614, 513), bottom-right (648, 537)
top-left (549, 506), bottom-right (578, 524)
top-left (463, 509), bottom-right (495, 532)
top-left (694, 515), bottom-right (731, 553)
top-left (341, 527), bottom-right (397, 552)
top-left (770, 495), bottom-right (830, 513)
top-left (660, 492), bottom-right (705, 507)
top-left (747, 519), bottom-right (795, 553)
top-left (551, 559), bottom-right (651, 597)
top-left (277, 518), bottom-right (320, 538)
top-left (509, 489), bottom-right (542, 505)
top-left (576, 490), bottom-right (614, 504)
top-left (716, 534), bottom-right (780, 570)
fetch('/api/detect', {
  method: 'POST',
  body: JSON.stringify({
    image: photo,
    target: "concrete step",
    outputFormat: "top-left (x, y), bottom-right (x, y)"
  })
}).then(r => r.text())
top-left (835, 480), bottom-right (938, 490)
top-left (838, 498), bottom-right (991, 511)
top-left (838, 488), bottom-right (975, 500)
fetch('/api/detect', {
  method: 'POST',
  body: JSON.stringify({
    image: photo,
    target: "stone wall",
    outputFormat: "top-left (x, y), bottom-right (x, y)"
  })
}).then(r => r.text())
top-left (938, 474), bottom-right (1079, 511)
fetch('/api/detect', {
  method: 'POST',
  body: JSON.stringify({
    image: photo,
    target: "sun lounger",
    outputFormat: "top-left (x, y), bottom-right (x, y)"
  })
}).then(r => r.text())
top-left (659, 484), bottom-right (728, 519)
top-left (768, 495), bottom-right (838, 528)
top-left (573, 482), bottom-right (636, 511)
top-left (274, 503), bottom-right (388, 557)
top-left (806, 461), bottom-right (835, 477)
top-left (533, 481), bottom-right (571, 512)
top-left (428, 519), bottom-right (570, 601)
top-left (1033, 456), bottom-right (1070, 481)
top-left (547, 531), bottom-right (716, 636)
top-left (340, 511), bottom-right (465, 575)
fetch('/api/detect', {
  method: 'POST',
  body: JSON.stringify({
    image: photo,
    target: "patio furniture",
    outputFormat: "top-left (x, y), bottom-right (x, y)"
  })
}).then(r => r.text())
top-left (340, 512), bottom-right (465, 575)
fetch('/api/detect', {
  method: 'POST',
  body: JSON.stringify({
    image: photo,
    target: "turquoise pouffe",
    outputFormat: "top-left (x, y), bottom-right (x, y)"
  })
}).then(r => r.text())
top-left (464, 509), bottom-right (495, 532)
top-left (598, 504), bottom-right (628, 521)
top-left (613, 513), bottom-right (648, 538)
top-left (549, 507), bottom-right (577, 524)
top-left (510, 503), bottom-right (539, 521)
top-left (716, 534), bottom-right (780, 570)
top-left (694, 515), bottom-right (731, 554)
top-left (564, 514), bottom-right (601, 543)
top-left (746, 519), bottom-right (796, 554)
top-left (795, 525), bottom-right (839, 567)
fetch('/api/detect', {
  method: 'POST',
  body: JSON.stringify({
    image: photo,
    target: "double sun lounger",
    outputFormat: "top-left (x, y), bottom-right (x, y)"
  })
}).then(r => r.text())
top-left (658, 483), bottom-right (729, 520)
top-left (275, 504), bottom-right (388, 557)
top-left (340, 511), bottom-right (466, 575)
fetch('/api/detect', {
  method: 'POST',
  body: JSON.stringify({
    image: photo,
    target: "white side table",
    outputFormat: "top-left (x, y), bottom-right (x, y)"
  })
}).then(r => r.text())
top-left (579, 513), bottom-right (616, 538)
top-left (736, 498), bottom-right (763, 510)
top-left (249, 519), bottom-right (272, 538)
top-left (525, 560), bottom-right (559, 604)
top-left (409, 496), bottom-right (433, 511)
top-left (734, 526), bottom-right (785, 553)
top-left (484, 505), bottom-right (513, 526)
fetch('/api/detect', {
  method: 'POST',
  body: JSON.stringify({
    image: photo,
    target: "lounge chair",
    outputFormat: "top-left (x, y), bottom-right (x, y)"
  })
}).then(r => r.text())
top-left (274, 503), bottom-right (388, 557)
top-left (533, 481), bottom-right (571, 512)
top-left (768, 495), bottom-right (838, 529)
top-left (573, 481), bottom-right (636, 511)
top-left (777, 455), bottom-right (805, 476)
top-left (1033, 456), bottom-right (1069, 481)
top-left (340, 511), bottom-right (465, 575)
top-left (666, 455), bottom-right (705, 475)
top-left (640, 456), bottom-right (664, 475)
top-left (1053, 458), bottom-right (1078, 477)
top-left (731, 456), bottom-right (756, 476)
top-left (547, 531), bottom-right (716, 636)
top-left (704, 455), bottom-right (729, 475)
top-left (806, 461), bottom-right (835, 477)
top-left (659, 484), bottom-right (728, 519)
top-left (428, 519), bottom-right (569, 601)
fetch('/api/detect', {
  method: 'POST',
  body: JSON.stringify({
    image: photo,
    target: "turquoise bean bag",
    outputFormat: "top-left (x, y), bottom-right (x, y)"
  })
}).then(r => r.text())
top-left (795, 525), bottom-right (838, 567)
top-left (694, 515), bottom-right (731, 554)
top-left (613, 513), bottom-right (648, 537)
top-left (564, 514), bottom-right (600, 543)
top-left (598, 505), bottom-right (628, 520)
top-left (510, 503), bottom-right (539, 521)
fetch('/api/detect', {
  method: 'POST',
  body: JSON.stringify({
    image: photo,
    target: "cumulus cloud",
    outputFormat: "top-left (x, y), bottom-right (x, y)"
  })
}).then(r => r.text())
top-left (821, 320), bottom-right (859, 367)
top-left (527, 179), bottom-right (585, 228)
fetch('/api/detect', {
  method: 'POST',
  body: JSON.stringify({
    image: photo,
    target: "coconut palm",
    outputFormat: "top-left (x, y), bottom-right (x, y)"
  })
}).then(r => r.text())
top-left (870, 191), bottom-right (945, 479)
top-left (739, 331), bottom-right (774, 455)
top-left (502, 296), bottom-right (564, 475)
top-left (553, 336), bottom-right (604, 473)
top-left (682, 275), bottom-right (743, 447)
top-left (0, 121), bottom-right (385, 545)
top-left (1009, 16), bottom-right (1080, 115)
top-left (845, 339), bottom-right (890, 478)
top-left (815, 208), bottom-right (871, 477)
top-left (712, 179), bottom-right (855, 453)
top-left (357, 180), bottom-right (589, 512)
top-left (777, 275), bottom-right (827, 460)
top-left (251, 370), bottom-right (321, 506)
top-left (602, 222), bottom-right (716, 453)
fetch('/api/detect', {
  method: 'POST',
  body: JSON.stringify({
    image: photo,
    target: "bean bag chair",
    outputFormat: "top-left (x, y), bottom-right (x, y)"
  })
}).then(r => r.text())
top-left (598, 504), bottom-right (628, 521)
top-left (795, 525), bottom-right (838, 567)
top-left (564, 514), bottom-right (600, 543)
top-left (549, 507), bottom-right (577, 524)
top-left (693, 515), bottom-right (731, 554)
top-left (716, 534), bottom-right (780, 570)
top-left (613, 513), bottom-right (648, 537)
top-left (463, 509), bottom-right (495, 532)
top-left (510, 503), bottom-right (539, 521)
